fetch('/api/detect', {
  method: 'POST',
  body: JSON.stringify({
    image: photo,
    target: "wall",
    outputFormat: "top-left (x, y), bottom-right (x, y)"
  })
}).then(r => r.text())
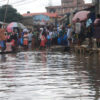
top-left (46, 0), bottom-right (86, 15)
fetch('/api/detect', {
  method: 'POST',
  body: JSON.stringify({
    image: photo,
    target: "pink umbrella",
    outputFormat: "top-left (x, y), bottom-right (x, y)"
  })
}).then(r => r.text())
top-left (72, 11), bottom-right (90, 23)
top-left (7, 23), bottom-right (13, 32)
top-left (7, 22), bottom-right (26, 33)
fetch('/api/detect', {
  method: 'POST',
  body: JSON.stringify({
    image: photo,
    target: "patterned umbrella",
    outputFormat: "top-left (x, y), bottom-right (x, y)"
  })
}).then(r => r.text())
top-left (72, 11), bottom-right (90, 23)
top-left (7, 22), bottom-right (26, 32)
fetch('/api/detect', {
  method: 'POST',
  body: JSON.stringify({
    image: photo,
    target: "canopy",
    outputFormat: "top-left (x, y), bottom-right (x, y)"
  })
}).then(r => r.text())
top-left (7, 22), bottom-right (26, 32)
top-left (72, 11), bottom-right (90, 23)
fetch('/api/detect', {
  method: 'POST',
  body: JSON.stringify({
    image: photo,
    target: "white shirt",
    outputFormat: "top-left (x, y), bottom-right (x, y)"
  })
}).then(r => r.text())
top-left (67, 28), bottom-right (72, 39)
top-left (28, 33), bottom-right (33, 41)
top-left (75, 22), bottom-right (81, 34)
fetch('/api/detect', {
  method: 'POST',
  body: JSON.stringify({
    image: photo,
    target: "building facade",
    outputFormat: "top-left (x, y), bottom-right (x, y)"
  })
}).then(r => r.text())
top-left (92, 0), bottom-right (100, 15)
top-left (46, 6), bottom-right (62, 15)
top-left (46, 0), bottom-right (92, 15)
top-left (22, 13), bottom-right (59, 29)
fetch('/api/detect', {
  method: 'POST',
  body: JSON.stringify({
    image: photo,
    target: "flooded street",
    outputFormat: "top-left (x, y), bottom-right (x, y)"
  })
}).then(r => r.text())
top-left (0, 51), bottom-right (100, 100)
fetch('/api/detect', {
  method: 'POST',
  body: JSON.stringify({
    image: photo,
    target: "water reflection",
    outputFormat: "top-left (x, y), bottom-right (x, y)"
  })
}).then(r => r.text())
top-left (0, 55), bottom-right (6, 62)
top-left (0, 52), bottom-right (100, 100)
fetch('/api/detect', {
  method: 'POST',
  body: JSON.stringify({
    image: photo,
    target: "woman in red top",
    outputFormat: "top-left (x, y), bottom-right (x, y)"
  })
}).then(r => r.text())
top-left (23, 32), bottom-right (28, 49)
top-left (40, 34), bottom-right (46, 49)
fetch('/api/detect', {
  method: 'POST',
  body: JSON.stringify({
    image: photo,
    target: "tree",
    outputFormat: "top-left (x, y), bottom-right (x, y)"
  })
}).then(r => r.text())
top-left (0, 5), bottom-right (23, 23)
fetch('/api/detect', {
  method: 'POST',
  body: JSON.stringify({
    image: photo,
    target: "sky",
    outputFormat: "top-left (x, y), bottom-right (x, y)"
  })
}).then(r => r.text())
top-left (0, 0), bottom-right (92, 14)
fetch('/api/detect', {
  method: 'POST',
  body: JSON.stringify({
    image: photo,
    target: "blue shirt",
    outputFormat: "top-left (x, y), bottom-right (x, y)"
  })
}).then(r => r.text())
top-left (86, 18), bottom-right (92, 28)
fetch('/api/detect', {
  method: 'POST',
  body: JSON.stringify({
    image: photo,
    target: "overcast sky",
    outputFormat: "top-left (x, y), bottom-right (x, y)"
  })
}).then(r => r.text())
top-left (0, 0), bottom-right (92, 14)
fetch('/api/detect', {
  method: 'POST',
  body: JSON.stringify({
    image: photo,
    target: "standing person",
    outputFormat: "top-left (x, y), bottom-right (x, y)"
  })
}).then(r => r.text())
top-left (23, 31), bottom-right (28, 50)
top-left (67, 24), bottom-right (72, 47)
top-left (94, 14), bottom-right (100, 48)
top-left (19, 31), bottom-right (24, 46)
top-left (34, 30), bottom-right (40, 49)
top-left (86, 14), bottom-right (93, 48)
top-left (0, 29), bottom-right (6, 52)
top-left (86, 14), bottom-right (92, 28)
top-left (46, 32), bottom-right (51, 49)
top-left (28, 31), bottom-right (33, 49)
top-left (53, 30), bottom-right (58, 45)
top-left (75, 18), bottom-right (82, 45)
top-left (0, 40), bottom-right (6, 52)
top-left (10, 32), bottom-right (18, 51)
top-left (49, 31), bottom-right (53, 45)
top-left (40, 34), bottom-right (46, 50)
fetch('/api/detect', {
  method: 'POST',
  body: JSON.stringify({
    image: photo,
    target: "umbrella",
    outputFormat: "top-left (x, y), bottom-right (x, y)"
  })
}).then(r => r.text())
top-left (72, 11), bottom-right (90, 23)
top-left (23, 28), bottom-right (29, 33)
top-left (7, 22), bottom-right (26, 32)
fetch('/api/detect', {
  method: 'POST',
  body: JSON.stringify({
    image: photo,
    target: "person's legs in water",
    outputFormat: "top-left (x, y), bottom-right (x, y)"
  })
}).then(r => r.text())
top-left (99, 39), bottom-right (100, 48)
top-left (78, 34), bottom-right (81, 46)
top-left (89, 38), bottom-right (93, 48)
top-left (96, 38), bottom-right (99, 48)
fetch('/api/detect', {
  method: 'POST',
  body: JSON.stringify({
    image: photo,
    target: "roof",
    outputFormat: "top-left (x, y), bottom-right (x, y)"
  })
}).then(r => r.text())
top-left (0, 21), bottom-right (7, 25)
top-left (22, 12), bottom-right (58, 18)
top-left (46, 6), bottom-right (62, 9)
top-left (85, 3), bottom-right (94, 7)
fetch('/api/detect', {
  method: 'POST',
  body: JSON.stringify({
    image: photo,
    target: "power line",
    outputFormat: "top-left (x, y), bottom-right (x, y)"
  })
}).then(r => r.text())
top-left (0, 0), bottom-right (38, 7)
top-left (11, 0), bottom-right (28, 5)
top-left (12, 0), bottom-right (38, 7)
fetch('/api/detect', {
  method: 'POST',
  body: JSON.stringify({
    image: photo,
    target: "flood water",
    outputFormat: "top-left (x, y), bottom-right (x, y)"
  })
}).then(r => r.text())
top-left (0, 51), bottom-right (100, 100)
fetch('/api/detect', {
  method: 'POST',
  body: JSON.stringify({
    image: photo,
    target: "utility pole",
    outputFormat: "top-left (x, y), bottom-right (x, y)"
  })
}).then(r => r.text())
top-left (99, 0), bottom-right (100, 14)
top-left (4, 0), bottom-right (10, 23)
top-left (77, 0), bottom-right (78, 11)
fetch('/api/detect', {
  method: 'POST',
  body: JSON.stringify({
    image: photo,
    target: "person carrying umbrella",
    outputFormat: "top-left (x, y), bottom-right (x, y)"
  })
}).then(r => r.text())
top-left (75, 18), bottom-right (82, 45)
top-left (67, 24), bottom-right (73, 47)
top-left (10, 32), bottom-right (18, 52)
top-left (86, 14), bottom-right (93, 48)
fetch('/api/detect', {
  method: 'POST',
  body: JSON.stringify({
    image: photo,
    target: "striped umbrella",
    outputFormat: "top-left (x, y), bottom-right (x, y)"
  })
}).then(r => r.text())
top-left (7, 22), bottom-right (26, 32)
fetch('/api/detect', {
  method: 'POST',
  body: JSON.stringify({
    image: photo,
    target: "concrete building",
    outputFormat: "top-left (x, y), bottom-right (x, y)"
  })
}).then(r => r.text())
top-left (22, 12), bottom-right (59, 29)
top-left (92, 0), bottom-right (100, 15)
top-left (46, 0), bottom-right (92, 16)
top-left (46, 6), bottom-right (62, 15)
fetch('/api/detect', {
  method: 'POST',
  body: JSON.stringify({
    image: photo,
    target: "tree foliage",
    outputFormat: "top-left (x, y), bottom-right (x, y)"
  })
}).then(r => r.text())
top-left (0, 5), bottom-right (23, 23)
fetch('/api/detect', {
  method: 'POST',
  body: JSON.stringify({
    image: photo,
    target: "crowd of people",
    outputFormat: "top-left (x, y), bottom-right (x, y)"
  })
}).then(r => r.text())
top-left (0, 14), bottom-right (100, 52)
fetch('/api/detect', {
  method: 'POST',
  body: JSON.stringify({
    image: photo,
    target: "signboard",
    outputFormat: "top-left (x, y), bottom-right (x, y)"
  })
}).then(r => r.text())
top-left (33, 14), bottom-right (50, 25)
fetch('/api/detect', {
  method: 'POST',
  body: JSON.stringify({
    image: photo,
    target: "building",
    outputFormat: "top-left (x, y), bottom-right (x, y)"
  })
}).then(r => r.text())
top-left (46, 6), bottom-right (63, 15)
top-left (46, 0), bottom-right (92, 16)
top-left (22, 12), bottom-right (59, 29)
top-left (92, 0), bottom-right (100, 15)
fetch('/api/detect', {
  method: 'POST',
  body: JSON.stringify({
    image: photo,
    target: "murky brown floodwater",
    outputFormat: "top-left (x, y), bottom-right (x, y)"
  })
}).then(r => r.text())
top-left (0, 51), bottom-right (100, 100)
